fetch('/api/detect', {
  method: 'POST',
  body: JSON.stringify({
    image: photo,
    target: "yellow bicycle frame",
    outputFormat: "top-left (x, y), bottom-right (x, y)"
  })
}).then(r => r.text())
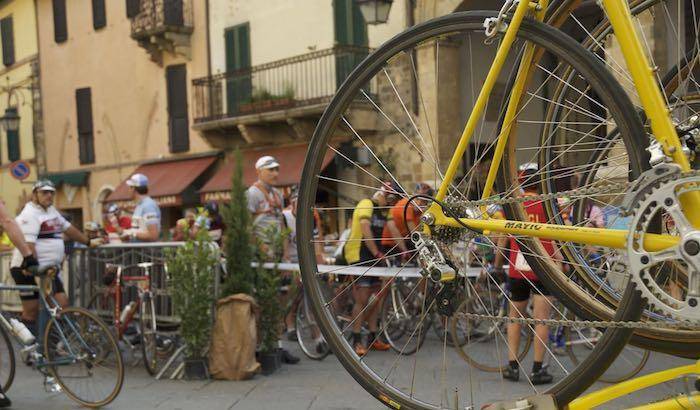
top-left (426, 0), bottom-right (700, 253)
top-left (426, 0), bottom-right (700, 407)
top-left (567, 359), bottom-right (700, 409)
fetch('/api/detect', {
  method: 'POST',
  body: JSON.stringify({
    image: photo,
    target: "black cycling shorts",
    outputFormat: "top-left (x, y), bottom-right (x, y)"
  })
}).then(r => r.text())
top-left (10, 267), bottom-right (65, 301)
top-left (508, 277), bottom-right (550, 302)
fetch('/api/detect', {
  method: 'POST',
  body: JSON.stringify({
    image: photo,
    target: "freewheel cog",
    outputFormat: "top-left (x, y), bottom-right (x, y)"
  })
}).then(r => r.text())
top-left (625, 166), bottom-right (700, 322)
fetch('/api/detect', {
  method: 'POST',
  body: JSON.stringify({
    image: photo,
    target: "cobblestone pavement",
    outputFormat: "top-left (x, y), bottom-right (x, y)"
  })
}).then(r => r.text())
top-left (3, 339), bottom-right (695, 410)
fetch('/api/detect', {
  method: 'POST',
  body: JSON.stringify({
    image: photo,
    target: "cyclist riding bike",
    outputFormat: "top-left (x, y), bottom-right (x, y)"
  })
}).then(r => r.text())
top-left (9, 180), bottom-right (100, 394)
top-left (345, 182), bottom-right (400, 355)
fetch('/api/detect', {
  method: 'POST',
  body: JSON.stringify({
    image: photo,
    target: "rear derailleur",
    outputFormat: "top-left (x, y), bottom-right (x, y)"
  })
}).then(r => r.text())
top-left (411, 232), bottom-right (464, 317)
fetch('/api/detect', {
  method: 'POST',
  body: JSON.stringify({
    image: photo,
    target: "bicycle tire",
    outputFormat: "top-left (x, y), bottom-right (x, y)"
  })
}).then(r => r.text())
top-left (450, 299), bottom-right (533, 372)
top-left (86, 289), bottom-right (115, 324)
top-left (296, 294), bottom-right (331, 360)
top-left (140, 293), bottom-right (160, 375)
top-left (43, 307), bottom-right (124, 408)
top-left (299, 11), bottom-right (646, 409)
top-left (565, 326), bottom-right (650, 383)
top-left (0, 323), bottom-right (15, 393)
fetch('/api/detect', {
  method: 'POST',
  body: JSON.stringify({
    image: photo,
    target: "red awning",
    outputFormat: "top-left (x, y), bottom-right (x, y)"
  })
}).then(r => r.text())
top-left (199, 144), bottom-right (334, 202)
top-left (106, 155), bottom-right (218, 207)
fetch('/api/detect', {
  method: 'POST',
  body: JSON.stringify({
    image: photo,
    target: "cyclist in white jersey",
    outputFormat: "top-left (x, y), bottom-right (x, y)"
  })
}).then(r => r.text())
top-left (0, 191), bottom-right (39, 408)
top-left (10, 180), bottom-right (98, 325)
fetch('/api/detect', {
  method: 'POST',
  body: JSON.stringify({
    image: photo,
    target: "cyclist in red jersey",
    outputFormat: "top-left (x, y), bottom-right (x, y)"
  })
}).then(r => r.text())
top-left (494, 165), bottom-right (562, 385)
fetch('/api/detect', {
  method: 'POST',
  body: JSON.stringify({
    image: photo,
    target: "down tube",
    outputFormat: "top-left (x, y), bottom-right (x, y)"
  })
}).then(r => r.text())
top-left (438, 216), bottom-right (679, 251)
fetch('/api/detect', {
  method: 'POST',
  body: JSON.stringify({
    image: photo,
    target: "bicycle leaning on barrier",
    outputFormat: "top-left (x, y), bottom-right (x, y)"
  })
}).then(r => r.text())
top-left (297, 0), bottom-right (700, 408)
top-left (0, 265), bottom-right (123, 408)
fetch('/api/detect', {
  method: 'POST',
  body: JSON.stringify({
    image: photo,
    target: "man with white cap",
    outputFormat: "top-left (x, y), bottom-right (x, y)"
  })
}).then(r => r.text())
top-left (247, 156), bottom-right (285, 255)
top-left (246, 155), bottom-right (299, 364)
top-left (120, 173), bottom-right (161, 242)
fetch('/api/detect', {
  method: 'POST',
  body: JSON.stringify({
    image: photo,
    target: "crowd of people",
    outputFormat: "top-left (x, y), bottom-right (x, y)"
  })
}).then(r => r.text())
top-left (0, 148), bottom-right (615, 406)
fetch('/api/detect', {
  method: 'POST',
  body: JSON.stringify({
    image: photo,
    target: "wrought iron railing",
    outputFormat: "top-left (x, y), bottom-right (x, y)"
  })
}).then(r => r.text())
top-left (131, 0), bottom-right (194, 39)
top-left (192, 45), bottom-right (373, 124)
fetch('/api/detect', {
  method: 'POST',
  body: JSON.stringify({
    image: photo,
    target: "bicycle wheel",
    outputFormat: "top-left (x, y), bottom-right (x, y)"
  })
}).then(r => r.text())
top-left (380, 279), bottom-right (429, 356)
top-left (450, 297), bottom-right (532, 373)
top-left (298, 11), bottom-right (648, 409)
top-left (565, 325), bottom-right (650, 383)
top-left (140, 292), bottom-right (162, 375)
top-left (296, 294), bottom-right (331, 360)
top-left (86, 289), bottom-right (115, 324)
top-left (511, 0), bottom-right (700, 357)
top-left (43, 307), bottom-right (124, 408)
top-left (0, 324), bottom-right (15, 393)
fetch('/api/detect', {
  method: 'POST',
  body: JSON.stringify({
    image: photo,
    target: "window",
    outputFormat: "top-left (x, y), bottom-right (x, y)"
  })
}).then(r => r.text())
top-left (92, 0), bottom-right (106, 30)
top-left (126, 0), bottom-right (140, 18)
top-left (53, 0), bottom-right (67, 43)
top-left (75, 88), bottom-right (95, 164)
top-left (6, 108), bottom-right (19, 162)
top-left (224, 23), bottom-right (251, 115)
top-left (166, 65), bottom-right (189, 153)
top-left (0, 16), bottom-right (14, 67)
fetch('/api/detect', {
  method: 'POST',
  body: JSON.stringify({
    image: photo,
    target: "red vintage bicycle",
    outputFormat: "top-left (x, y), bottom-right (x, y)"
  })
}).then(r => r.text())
top-left (87, 262), bottom-right (166, 375)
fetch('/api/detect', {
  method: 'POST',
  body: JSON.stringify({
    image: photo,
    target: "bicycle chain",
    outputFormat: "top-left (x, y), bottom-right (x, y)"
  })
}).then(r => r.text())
top-left (440, 168), bottom-right (700, 330)
top-left (455, 311), bottom-right (700, 329)
top-left (448, 169), bottom-right (700, 211)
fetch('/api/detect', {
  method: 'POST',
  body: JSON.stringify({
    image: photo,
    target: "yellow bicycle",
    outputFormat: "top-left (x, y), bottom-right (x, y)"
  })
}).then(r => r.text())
top-left (299, 0), bottom-right (700, 408)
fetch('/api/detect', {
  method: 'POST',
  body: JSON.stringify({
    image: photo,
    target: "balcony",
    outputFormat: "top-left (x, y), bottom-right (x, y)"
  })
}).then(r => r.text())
top-left (192, 45), bottom-right (375, 141)
top-left (130, 0), bottom-right (193, 64)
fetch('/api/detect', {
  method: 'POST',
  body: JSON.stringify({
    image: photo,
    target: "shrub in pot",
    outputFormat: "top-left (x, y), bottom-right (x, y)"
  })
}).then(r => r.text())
top-left (166, 230), bottom-right (217, 380)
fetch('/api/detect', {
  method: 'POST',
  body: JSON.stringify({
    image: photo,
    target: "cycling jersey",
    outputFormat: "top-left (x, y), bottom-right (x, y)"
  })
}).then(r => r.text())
top-left (381, 198), bottom-right (417, 246)
top-left (508, 197), bottom-right (555, 281)
top-left (344, 199), bottom-right (388, 265)
top-left (246, 181), bottom-right (284, 241)
top-left (11, 202), bottom-right (71, 267)
top-left (132, 196), bottom-right (161, 235)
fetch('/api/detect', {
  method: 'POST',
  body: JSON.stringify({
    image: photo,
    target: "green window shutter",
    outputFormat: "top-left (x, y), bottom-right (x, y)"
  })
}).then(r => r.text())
top-left (352, 3), bottom-right (367, 46)
top-left (225, 23), bottom-right (251, 116)
top-left (333, 0), bottom-right (349, 45)
top-left (5, 108), bottom-right (17, 162)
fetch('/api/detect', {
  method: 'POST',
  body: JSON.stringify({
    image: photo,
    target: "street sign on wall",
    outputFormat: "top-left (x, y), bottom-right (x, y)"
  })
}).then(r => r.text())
top-left (9, 160), bottom-right (30, 181)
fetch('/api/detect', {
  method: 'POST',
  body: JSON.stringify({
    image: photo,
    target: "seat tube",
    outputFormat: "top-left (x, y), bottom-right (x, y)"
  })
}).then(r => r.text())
top-left (435, 0), bottom-right (533, 201)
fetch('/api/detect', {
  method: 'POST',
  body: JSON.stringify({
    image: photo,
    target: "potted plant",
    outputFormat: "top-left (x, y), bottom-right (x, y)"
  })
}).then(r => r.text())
top-left (166, 230), bottom-right (218, 380)
top-left (254, 226), bottom-right (287, 375)
top-left (221, 149), bottom-right (256, 296)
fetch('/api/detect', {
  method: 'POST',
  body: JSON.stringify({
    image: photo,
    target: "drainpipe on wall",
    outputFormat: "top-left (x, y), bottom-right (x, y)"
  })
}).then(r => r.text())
top-left (32, 0), bottom-right (47, 177)
top-left (205, 0), bottom-right (213, 123)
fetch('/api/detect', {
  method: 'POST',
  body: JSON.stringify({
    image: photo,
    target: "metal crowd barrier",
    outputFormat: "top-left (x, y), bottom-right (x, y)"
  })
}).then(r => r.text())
top-left (67, 242), bottom-right (222, 326)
